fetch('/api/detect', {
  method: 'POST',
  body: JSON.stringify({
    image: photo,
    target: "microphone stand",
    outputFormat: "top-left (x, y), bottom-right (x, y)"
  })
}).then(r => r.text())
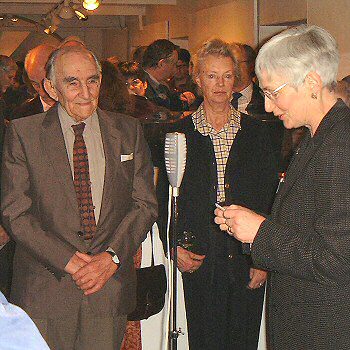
top-left (170, 186), bottom-right (180, 350)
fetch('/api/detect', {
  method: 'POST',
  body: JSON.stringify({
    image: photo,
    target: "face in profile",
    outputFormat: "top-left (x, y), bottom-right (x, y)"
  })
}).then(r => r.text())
top-left (45, 50), bottom-right (101, 121)
top-left (0, 65), bottom-right (17, 93)
top-left (196, 54), bottom-right (235, 106)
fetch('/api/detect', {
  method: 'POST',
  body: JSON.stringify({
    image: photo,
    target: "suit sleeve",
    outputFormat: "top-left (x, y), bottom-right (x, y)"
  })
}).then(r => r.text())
top-left (1, 123), bottom-right (77, 276)
top-left (252, 138), bottom-right (350, 286)
top-left (108, 120), bottom-right (158, 262)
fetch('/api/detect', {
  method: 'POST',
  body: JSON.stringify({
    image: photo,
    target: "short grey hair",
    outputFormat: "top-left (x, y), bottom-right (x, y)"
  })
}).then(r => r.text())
top-left (46, 46), bottom-right (102, 86)
top-left (192, 38), bottom-right (240, 82)
top-left (255, 25), bottom-right (339, 90)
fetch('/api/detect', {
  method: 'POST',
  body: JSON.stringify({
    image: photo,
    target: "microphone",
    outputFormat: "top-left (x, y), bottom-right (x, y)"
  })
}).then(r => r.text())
top-left (164, 132), bottom-right (187, 197)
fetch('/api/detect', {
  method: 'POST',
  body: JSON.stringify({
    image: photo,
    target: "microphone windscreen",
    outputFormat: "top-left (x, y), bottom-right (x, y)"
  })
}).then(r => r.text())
top-left (164, 132), bottom-right (187, 188)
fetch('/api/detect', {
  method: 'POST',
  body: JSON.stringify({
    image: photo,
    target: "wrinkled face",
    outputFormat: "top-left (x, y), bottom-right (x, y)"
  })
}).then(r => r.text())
top-left (45, 51), bottom-right (101, 121)
top-left (260, 70), bottom-right (310, 130)
top-left (126, 77), bottom-right (147, 96)
top-left (0, 65), bottom-right (17, 93)
top-left (196, 54), bottom-right (235, 106)
top-left (174, 59), bottom-right (189, 80)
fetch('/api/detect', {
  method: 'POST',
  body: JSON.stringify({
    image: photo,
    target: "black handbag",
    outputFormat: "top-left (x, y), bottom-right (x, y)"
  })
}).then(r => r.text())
top-left (127, 228), bottom-right (167, 321)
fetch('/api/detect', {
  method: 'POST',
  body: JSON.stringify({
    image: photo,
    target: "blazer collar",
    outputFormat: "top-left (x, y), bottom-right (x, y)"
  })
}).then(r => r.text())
top-left (273, 100), bottom-right (349, 208)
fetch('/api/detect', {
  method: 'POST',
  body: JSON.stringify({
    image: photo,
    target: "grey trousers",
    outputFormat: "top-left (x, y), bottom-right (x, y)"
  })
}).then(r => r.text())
top-left (34, 298), bottom-right (127, 350)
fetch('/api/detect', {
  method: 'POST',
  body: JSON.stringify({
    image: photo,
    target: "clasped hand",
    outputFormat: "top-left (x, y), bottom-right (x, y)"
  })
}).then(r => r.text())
top-left (65, 251), bottom-right (119, 296)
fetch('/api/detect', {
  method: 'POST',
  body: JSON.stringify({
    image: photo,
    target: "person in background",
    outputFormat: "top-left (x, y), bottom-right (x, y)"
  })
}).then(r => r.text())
top-left (132, 46), bottom-right (147, 64)
top-left (158, 38), bottom-right (278, 350)
top-left (230, 43), bottom-right (286, 171)
top-left (117, 60), bottom-right (172, 167)
top-left (98, 60), bottom-right (131, 115)
top-left (2, 45), bottom-right (157, 350)
top-left (335, 75), bottom-right (350, 107)
top-left (0, 291), bottom-right (50, 350)
top-left (168, 48), bottom-right (197, 95)
top-left (215, 25), bottom-right (350, 350)
top-left (142, 39), bottom-right (195, 111)
top-left (0, 55), bottom-right (18, 298)
top-left (12, 44), bottom-right (56, 119)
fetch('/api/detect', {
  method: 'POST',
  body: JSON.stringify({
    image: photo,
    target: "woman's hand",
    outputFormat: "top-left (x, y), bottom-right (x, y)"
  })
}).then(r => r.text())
top-left (214, 205), bottom-right (265, 243)
top-left (176, 246), bottom-right (205, 273)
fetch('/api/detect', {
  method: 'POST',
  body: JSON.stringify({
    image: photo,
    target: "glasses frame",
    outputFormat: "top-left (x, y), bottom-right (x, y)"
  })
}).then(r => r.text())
top-left (261, 82), bottom-right (288, 101)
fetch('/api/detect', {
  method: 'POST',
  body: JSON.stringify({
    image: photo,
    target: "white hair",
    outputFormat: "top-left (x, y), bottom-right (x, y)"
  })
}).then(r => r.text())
top-left (255, 25), bottom-right (339, 90)
top-left (46, 46), bottom-right (101, 86)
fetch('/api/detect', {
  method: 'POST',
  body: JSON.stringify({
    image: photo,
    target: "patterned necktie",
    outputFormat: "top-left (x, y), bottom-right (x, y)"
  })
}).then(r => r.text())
top-left (72, 122), bottom-right (96, 240)
top-left (231, 92), bottom-right (242, 110)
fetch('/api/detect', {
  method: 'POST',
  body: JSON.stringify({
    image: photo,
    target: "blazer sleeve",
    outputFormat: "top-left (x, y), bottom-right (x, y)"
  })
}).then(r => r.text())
top-left (1, 122), bottom-right (77, 276)
top-left (107, 120), bottom-right (158, 262)
top-left (252, 138), bottom-right (350, 286)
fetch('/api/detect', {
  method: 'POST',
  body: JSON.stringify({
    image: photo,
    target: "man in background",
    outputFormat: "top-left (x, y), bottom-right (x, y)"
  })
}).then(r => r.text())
top-left (142, 39), bottom-right (195, 111)
top-left (12, 44), bottom-right (56, 119)
top-left (0, 55), bottom-right (18, 297)
top-left (168, 48), bottom-right (197, 95)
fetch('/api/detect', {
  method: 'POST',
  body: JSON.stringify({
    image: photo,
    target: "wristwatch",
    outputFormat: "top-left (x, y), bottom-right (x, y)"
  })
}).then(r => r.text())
top-left (105, 247), bottom-right (120, 266)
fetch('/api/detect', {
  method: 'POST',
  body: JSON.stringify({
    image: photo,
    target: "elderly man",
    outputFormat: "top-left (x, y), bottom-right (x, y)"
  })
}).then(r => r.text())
top-left (142, 39), bottom-right (195, 111)
top-left (13, 44), bottom-right (56, 119)
top-left (1, 46), bottom-right (157, 349)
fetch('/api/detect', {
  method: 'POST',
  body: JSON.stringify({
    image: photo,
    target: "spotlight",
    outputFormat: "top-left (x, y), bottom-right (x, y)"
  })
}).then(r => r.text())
top-left (82, 0), bottom-right (100, 11)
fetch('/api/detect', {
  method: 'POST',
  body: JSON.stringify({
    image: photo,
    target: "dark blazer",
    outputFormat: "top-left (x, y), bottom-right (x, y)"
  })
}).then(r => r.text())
top-left (11, 95), bottom-right (44, 120)
top-left (158, 113), bottom-right (278, 349)
top-left (253, 100), bottom-right (350, 349)
top-left (1, 105), bottom-right (157, 319)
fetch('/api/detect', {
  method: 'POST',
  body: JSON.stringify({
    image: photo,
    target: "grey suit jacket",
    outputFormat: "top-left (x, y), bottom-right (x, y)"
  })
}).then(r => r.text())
top-left (252, 100), bottom-right (350, 349)
top-left (1, 105), bottom-right (157, 319)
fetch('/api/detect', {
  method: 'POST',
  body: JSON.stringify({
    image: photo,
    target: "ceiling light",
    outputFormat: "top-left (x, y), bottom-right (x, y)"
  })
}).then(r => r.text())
top-left (10, 17), bottom-right (18, 22)
top-left (74, 9), bottom-right (88, 20)
top-left (82, 0), bottom-right (100, 11)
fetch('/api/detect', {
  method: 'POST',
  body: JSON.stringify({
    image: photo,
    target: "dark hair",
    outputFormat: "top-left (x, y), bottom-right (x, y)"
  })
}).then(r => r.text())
top-left (98, 60), bottom-right (131, 114)
top-left (178, 48), bottom-right (191, 65)
top-left (118, 61), bottom-right (146, 82)
top-left (142, 39), bottom-right (178, 69)
top-left (239, 44), bottom-right (256, 65)
top-left (132, 46), bottom-right (147, 64)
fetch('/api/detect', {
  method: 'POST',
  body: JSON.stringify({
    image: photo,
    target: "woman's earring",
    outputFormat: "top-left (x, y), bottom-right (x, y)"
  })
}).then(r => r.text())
top-left (311, 93), bottom-right (317, 99)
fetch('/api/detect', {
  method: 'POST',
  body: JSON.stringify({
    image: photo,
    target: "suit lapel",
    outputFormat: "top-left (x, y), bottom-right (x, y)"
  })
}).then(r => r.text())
top-left (40, 106), bottom-right (78, 212)
top-left (97, 109), bottom-right (121, 227)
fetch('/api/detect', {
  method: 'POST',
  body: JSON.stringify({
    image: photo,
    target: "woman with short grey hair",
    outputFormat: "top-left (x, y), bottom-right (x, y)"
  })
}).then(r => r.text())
top-left (215, 25), bottom-right (350, 349)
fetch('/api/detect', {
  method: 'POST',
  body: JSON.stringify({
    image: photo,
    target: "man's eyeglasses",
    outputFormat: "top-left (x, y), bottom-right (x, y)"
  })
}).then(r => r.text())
top-left (261, 82), bottom-right (288, 101)
top-left (126, 79), bottom-right (142, 88)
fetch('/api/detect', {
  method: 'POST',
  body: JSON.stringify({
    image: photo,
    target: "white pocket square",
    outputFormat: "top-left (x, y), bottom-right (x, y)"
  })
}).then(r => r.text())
top-left (121, 153), bottom-right (134, 162)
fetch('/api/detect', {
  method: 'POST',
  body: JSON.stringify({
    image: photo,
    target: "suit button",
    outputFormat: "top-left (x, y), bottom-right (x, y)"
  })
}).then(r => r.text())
top-left (77, 231), bottom-right (84, 237)
top-left (228, 254), bottom-right (234, 259)
top-left (225, 183), bottom-right (230, 189)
